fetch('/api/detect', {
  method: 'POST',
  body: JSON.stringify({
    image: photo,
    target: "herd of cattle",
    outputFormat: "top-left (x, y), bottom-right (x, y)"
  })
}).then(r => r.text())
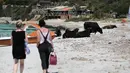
top-left (54, 22), bottom-right (117, 38)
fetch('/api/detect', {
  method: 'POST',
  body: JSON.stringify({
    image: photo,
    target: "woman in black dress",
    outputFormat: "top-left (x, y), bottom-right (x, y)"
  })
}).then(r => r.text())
top-left (11, 21), bottom-right (28, 73)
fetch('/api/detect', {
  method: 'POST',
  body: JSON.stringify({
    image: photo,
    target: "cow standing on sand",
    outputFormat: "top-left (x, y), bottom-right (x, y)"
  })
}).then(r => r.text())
top-left (84, 22), bottom-right (103, 34)
top-left (62, 22), bottom-right (103, 39)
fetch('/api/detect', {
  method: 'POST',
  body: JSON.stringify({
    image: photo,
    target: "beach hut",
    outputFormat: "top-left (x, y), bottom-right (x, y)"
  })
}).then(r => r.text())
top-left (45, 6), bottom-right (73, 19)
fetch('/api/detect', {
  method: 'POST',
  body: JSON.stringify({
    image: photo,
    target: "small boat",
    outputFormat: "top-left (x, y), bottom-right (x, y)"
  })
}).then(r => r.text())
top-left (0, 21), bottom-right (56, 46)
top-left (0, 36), bottom-right (37, 46)
top-left (0, 37), bottom-right (11, 46)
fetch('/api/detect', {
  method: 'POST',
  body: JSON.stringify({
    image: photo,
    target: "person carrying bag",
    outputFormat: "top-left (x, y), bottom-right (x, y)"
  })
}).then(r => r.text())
top-left (38, 30), bottom-right (54, 53)
top-left (36, 19), bottom-right (54, 73)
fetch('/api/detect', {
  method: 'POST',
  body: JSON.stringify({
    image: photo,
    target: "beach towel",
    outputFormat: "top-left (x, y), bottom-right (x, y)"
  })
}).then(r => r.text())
top-left (25, 41), bottom-right (30, 54)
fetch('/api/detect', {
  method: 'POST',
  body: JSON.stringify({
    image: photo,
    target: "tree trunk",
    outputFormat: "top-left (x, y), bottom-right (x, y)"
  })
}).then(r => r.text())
top-left (0, 3), bottom-right (3, 17)
top-left (21, 0), bottom-right (39, 20)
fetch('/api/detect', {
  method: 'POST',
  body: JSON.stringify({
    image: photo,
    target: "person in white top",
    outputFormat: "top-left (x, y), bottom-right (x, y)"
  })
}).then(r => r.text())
top-left (36, 19), bottom-right (53, 73)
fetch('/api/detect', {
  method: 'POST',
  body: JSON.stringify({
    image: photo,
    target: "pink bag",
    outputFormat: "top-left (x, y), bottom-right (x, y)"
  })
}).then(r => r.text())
top-left (49, 52), bottom-right (57, 65)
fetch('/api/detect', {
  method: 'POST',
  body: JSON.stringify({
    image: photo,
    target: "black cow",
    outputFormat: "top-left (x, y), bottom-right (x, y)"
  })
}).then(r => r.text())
top-left (102, 25), bottom-right (117, 29)
top-left (55, 27), bottom-right (62, 37)
top-left (57, 26), bottom-right (66, 30)
top-left (63, 28), bottom-right (79, 38)
top-left (84, 22), bottom-right (103, 34)
top-left (75, 29), bottom-right (91, 38)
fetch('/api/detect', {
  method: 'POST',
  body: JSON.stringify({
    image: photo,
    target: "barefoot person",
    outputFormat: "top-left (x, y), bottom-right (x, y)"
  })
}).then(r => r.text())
top-left (11, 21), bottom-right (28, 73)
top-left (36, 19), bottom-right (53, 73)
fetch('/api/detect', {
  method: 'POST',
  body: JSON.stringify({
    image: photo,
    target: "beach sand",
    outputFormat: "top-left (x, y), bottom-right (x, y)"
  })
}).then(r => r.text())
top-left (0, 19), bottom-right (130, 73)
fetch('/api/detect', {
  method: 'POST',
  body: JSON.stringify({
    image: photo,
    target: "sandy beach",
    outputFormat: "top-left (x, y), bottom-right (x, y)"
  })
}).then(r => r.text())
top-left (0, 19), bottom-right (130, 73)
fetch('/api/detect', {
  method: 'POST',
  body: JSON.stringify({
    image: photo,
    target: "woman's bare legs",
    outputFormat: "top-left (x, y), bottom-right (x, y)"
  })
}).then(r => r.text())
top-left (43, 69), bottom-right (47, 73)
top-left (13, 59), bottom-right (19, 73)
top-left (20, 59), bottom-right (24, 73)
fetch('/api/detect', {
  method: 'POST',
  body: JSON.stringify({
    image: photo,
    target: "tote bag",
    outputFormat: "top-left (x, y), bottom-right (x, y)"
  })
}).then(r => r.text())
top-left (49, 52), bottom-right (57, 65)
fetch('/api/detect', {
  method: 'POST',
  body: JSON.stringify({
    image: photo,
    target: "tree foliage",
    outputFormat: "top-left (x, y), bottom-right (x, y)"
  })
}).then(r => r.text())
top-left (1, 0), bottom-right (130, 19)
top-left (66, 0), bottom-right (130, 18)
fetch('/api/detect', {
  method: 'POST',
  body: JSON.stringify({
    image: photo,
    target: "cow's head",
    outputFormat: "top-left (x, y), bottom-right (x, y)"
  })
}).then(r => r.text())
top-left (73, 28), bottom-right (79, 33)
top-left (98, 28), bottom-right (103, 34)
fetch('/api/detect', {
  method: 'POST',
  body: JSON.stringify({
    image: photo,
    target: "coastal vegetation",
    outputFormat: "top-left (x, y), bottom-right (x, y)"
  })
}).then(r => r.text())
top-left (0, 0), bottom-right (130, 20)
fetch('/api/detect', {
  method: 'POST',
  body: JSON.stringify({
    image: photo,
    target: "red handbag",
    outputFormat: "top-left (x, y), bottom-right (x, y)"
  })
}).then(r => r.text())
top-left (49, 52), bottom-right (57, 65)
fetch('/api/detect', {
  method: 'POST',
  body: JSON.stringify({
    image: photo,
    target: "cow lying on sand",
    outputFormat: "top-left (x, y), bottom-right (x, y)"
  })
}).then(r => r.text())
top-left (63, 28), bottom-right (79, 38)
top-left (55, 26), bottom-right (67, 37)
top-left (102, 25), bottom-right (117, 29)
top-left (75, 29), bottom-right (91, 38)
top-left (84, 22), bottom-right (103, 34)
top-left (62, 22), bottom-right (103, 39)
top-left (55, 27), bottom-right (62, 37)
top-left (63, 28), bottom-right (91, 38)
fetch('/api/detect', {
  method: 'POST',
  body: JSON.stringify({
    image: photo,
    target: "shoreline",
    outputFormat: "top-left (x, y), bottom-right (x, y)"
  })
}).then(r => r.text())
top-left (0, 19), bottom-right (130, 73)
